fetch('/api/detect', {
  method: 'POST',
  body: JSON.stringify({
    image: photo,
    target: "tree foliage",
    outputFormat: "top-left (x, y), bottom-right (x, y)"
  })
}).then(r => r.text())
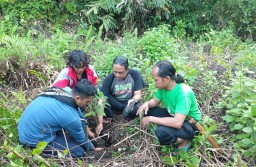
top-left (0, 0), bottom-right (255, 40)
top-left (0, 0), bottom-right (256, 166)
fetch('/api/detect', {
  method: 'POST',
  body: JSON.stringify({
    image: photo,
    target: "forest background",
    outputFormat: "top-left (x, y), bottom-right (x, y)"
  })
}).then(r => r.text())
top-left (0, 0), bottom-right (255, 166)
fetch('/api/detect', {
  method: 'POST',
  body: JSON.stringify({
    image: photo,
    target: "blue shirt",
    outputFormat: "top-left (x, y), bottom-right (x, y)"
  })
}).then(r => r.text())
top-left (18, 95), bottom-right (94, 150)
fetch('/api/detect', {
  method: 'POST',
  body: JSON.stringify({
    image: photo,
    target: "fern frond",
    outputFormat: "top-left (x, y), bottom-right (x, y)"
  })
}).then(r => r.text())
top-left (0, 35), bottom-right (36, 62)
top-left (100, 14), bottom-right (117, 31)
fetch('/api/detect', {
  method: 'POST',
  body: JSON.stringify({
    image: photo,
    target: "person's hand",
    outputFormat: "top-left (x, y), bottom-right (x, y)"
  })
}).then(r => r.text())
top-left (136, 102), bottom-right (149, 118)
top-left (127, 98), bottom-right (135, 106)
top-left (141, 116), bottom-right (151, 127)
top-left (188, 117), bottom-right (197, 124)
top-left (87, 128), bottom-right (96, 140)
top-left (96, 123), bottom-right (103, 136)
top-left (93, 147), bottom-right (104, 151)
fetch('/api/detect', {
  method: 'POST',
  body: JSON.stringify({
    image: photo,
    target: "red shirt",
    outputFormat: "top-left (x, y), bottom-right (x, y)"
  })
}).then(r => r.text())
top-left (53, 65), bottom-right (97, 88)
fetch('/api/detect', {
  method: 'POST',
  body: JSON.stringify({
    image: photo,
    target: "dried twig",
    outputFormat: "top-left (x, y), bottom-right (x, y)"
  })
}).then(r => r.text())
top-left (62, 129), bottom-right (75, 166)
top-left (114, 131), bottom-right (139, 147)
top-left (95, 150), bottom-right (107, 166)
top-left (134, 127), bottom-right (157, 138)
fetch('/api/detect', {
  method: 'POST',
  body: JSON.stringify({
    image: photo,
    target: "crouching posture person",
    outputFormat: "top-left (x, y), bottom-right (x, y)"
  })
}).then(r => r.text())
top-left (52, 50), bottom-right (103, 136)
top-left (18, 79), bottom-right (103, 157)
top-left (137, 60), bottom-right (202, 153)
top-left (101, 56), bottom-right (145, 122)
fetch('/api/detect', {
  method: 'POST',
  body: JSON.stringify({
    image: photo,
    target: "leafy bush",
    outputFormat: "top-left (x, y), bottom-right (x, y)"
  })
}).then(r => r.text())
top-left (92, 29), bottom-right (141, 82)
top-left (140, 25), bottom-right (177, 63)
top-left (235, 42), bottom-right (256, 69)
top-left (219, 71), bottom-right (256, 158)
top-left (0, 0), bottom-right (59, 32)
top-left (0, 5), bottom-right (255, 164)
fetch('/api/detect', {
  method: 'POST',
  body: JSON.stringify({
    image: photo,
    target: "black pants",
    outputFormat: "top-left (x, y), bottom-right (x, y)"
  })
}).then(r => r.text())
top-left (146, 107), bottom-right (198, 145)
top-left (104, 101), bottom-right (141, 120)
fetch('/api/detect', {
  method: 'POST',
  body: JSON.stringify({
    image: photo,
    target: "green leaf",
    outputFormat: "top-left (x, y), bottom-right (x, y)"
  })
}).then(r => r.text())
top-left (10, 160), bottom-right (19, 167)
top-left (242, 127), bottom-right (253, 133)
top-left (32, 148), bottom-right (41, 155)
top-left (234, 124), bottom-right (243, 130)
top-left (33, 141), bottom-right (48, 155)
top-left (7, 152), bottom-right (14, 159)
top-left (251, 105), bottom-right (256, 117)
top-left (231, 91), bottom-right (240, 98)
top-left (4, 140), bottom-right (7, 146)
top-left (245, 81), bottom-right (253, 86)
top-left (130, 147), bottom-right (138, 151)
top-left (241, 138), bottom-right (252, 145)
top-left (190, 157), bottom-right (200, 164)
top-left (233, 143), bottom-right (240, 149)
top-left (244, 150), bottom-right (253, 158)
top-left (36, 141), bottom-right (48, 150)
top-left (78, 159), bottom-right (83, 166)
top-left (235, 134), bottom-right (248, 140)
top-left (161, 147), bottom-right (168, 152)
top-left (161, 155), bottom-right (177, 165)
top-left (222, 115), bottom-right (234, 122)
top-left (63, 149), bottom-right (69, 155)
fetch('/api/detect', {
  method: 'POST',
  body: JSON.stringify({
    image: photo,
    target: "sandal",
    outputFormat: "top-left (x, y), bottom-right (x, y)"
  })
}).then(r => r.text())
top-left (172, 142), bottom-right (192, 156)
top-left (179, 142), bottom-right (192, 151)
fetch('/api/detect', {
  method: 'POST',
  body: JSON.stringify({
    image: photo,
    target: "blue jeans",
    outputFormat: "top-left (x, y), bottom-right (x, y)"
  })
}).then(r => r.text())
top-left (146, 107), bottom-right (198, 145)
top-left (27, 132), bottom-right (94, 158)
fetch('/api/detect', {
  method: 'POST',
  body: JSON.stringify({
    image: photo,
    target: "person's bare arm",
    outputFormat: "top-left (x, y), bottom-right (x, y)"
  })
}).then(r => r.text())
top-left (86, 126), bottom-right (96, 139)
top-left (136, 98), bottom-right (161, 116)
top-left (96, 98), bottom-right (104, 135)
top-left (132, 90), bottom-right (142, 102)
top-left (147, 98), bottom-right (161, 108)
top-left (142, 113), bottom-right (186, 129)
top-left (128, 90), bottom-right (142, 105)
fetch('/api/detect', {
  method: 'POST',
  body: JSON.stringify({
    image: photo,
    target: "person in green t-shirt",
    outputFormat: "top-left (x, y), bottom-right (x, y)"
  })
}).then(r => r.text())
top-left (137, 60), bottom-right (202, 153)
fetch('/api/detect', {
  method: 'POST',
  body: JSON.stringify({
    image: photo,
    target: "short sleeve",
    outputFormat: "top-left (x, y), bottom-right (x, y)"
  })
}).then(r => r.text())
top-left (155, 89), bottom-right (163, 101)
top-left (175, 93), bottom-right (191, 115)
top-left (130, 69), bottom-right (145, 91)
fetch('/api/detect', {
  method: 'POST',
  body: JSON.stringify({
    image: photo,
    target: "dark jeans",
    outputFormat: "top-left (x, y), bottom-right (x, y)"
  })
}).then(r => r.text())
top-left (146, 107), bottom-right (198, 145)
top-left (26, 132), bottom-right (90, 158)
top-left (104, 101), bottom-right (141, 120)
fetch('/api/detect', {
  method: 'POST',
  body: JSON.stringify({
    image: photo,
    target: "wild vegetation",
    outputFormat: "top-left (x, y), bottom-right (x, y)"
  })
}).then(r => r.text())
top-left (0, 0), bottom-right (255, 166)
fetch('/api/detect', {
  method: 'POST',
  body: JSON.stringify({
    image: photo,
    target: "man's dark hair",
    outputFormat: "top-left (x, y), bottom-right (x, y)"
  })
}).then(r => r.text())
top-left (72, 79), bottom-right (96, 98)
top-left (113, 56), bottom-right (129, 70)
top-left (67, 50), bottom-right (88, 68)
top-left (155, 60), bottom-right (184, 83)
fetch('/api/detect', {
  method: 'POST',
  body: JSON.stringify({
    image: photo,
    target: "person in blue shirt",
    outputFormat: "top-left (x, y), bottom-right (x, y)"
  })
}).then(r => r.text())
top-left (18, 79), bottom-right (103, 157)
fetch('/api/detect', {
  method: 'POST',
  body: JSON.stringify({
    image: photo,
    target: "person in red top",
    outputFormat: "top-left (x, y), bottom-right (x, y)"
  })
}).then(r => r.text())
top-left (53, 50), bottom-right (97, 88)
top-left (53, 50), bottom-right (104, 136)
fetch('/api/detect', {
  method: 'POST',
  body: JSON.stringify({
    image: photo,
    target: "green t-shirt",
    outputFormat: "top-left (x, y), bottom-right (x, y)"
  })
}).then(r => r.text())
top-left (155, 83), bottom-right (202, 122)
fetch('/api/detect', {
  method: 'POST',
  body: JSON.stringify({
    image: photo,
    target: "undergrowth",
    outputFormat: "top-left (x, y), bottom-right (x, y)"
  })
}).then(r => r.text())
top-left (0, 24), bottom-right (255, 166)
